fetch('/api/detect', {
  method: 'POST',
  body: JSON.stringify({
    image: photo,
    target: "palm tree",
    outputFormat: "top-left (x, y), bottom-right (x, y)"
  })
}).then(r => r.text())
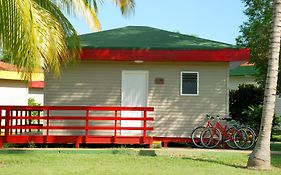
top-left (247, 0), bottom-right (281, 170)
top-left (0, 0), bottom-right (134, 79)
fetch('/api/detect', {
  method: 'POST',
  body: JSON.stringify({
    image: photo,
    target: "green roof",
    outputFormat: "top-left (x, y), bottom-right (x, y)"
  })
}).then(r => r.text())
top-left (79, 26), bottom-right (240, 50)
top-left (230, 65), bottom-right (258, 76)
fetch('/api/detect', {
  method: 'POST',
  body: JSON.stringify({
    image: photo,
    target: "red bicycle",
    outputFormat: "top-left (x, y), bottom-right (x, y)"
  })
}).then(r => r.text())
top-left (191, 115), bottom-right (216, 148)
top-left (199, 115), bottom-right (256, 149)
top-left (200, 116), bottom-right (238, 149)
top-left (191, 115), bottom-right (250, 149)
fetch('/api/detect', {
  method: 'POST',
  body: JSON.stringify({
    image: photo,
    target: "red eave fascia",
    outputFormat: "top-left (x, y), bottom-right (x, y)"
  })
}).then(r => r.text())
top-left (29, 81), bottom-right (44, 89)
top-left (80, 48), bottom-right (249, 62)
top-left (240, 61), bottom-right (255, 66)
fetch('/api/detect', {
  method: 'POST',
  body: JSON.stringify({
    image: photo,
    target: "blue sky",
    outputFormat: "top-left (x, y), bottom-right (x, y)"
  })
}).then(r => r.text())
top-left (67, 0), bottom-right (247, 45)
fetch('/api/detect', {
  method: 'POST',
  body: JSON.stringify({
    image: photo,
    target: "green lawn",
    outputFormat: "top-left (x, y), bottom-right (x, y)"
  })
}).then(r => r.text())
top-left (272, 134), bottom-right (281, 142)
top-left (272, 130), bottom-right (281, 142)
top-left (0, 149), bottom-right (280, 175)
top-left (271, 142), bottom-right (281, 151)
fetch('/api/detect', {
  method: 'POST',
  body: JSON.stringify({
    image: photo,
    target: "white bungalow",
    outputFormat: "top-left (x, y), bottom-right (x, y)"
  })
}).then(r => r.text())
top-left (44, 26), bottom-right (249, 143)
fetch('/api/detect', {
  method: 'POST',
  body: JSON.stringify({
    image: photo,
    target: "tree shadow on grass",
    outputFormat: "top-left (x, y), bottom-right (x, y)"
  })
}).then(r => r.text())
top-left (182, 157), bottom-right (246, 169)
top-left (138, 150), bottom-right (157, 156)
top-left (271, 154), bottom-right (281, 168)
top-left (0, 149), bottom-right (37, 154)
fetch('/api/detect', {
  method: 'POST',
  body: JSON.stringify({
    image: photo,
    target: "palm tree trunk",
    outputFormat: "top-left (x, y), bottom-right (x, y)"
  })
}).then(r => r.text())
top-left (247, 0), bottom-right (281, 170)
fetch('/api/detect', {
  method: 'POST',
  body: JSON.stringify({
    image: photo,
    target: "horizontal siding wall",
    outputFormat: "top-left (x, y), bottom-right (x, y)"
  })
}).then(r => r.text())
top-left (146, 62), bottom-right (228, 137)
top-left (45, 61), bottom-right (228, 137)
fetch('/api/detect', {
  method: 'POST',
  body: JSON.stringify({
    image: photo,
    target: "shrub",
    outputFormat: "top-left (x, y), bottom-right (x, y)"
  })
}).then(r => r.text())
top-left (27, 98), bottom-right (41, 124)
top-left (242, 105), bottom-right (281, 136)
top-left (229, 84), bottom-right (264, 124)
top-left (28, 98), bottom-right (41, 106)
top-left (241, 105), bottom-right (263, 132)
top-left (230, 84), bottom-right (281, 134)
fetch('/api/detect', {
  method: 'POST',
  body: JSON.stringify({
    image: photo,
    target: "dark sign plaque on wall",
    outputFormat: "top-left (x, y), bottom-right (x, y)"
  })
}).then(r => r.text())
top-left (155, 78), bottom-right (164, 85)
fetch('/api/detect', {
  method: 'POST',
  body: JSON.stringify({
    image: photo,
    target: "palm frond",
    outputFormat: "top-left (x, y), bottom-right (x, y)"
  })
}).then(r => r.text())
top-left (0, 0), bottom-right (135, 79)
top-left (54, 0), bottom-right (101, 31)
top-left (0, 0), bottom-right (42, 79)
top-left (35, 0), bottom-right (81, 76)
top-left (113, 0), bottom-right (135, 16)
top-left (0, 0), bottom-right (76, 79)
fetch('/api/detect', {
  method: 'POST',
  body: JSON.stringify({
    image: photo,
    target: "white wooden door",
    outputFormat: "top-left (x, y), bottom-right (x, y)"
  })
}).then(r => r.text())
top-left (121, 71), bottom-right (148, 135)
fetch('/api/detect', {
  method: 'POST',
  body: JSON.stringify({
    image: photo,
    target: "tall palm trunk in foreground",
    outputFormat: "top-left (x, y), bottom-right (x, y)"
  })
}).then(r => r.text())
top-left (247, 0), bottom-right (281, 170)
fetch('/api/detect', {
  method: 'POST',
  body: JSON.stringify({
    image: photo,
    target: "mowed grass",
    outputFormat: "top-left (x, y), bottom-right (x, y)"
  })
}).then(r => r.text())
top-left (0, 149), bottom-right (280, 175)
top-left (271, 142), bottom-right (281, 151)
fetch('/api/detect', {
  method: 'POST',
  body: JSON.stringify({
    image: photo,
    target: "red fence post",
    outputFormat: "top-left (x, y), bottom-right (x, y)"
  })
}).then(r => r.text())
top-left (143, 110), bottom-right (147, 141)
top-left (25, 110), bottom-right (27, 132)
top-left (5, 109), bottom-right (11, 142)
top-left (0, 109), bottom-right (2, 135)
top-left (46, 109), bottom-right (50, 141)
top-left (19, 110), bottom-right (22, 133)
top-left (114, 110), bottom-right (117, 143)
top-left (0, 109), bottom-right (2, 148)
top-left (9, 110), bottom-right (13, 135)
top-left (37, 110), bottom-right (40, 132)
top-left (28, 110), bottom-right (31, 132)
top-left (85, 109), bottom-right (89, 142)
top-left (15, 110), bottom-right (18, 134)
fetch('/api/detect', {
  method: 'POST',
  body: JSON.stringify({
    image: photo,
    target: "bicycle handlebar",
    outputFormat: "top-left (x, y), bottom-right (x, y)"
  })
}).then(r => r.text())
top-left (206, 114), bottom-right (232, 121)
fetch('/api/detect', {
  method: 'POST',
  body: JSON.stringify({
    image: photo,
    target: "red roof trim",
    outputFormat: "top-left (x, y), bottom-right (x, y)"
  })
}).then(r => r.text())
top-left (81, 48), bottom-right (249, 62)
top-left (29, 81), bottom-right (44, 88)
top-left (240, 62), bottom-right (255, 66)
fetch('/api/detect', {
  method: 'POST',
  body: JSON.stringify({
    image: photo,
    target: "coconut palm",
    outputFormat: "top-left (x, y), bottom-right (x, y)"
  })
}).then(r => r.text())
top-left (247, 0), bottom-right (281, 170)
top-left (0, 0), bottom-right (134, 79)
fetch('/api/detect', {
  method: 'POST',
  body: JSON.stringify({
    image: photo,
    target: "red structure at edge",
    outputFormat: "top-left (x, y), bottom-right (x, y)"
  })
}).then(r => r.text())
top-left (81, 48), bottom-right (250, 62)
top-left (0, 106), bottom-right (154, 148)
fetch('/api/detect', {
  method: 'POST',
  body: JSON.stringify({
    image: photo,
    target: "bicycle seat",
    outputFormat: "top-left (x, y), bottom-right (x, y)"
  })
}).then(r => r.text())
top-left (221, 117), bottom-right (232, 121)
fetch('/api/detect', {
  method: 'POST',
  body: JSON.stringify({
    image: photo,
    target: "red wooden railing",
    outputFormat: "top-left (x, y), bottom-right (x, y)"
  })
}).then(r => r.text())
top-left (0, 106), bottom-right (154, 148)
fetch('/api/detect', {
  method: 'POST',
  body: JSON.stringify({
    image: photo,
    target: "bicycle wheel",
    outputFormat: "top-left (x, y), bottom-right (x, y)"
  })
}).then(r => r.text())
top-left (200, 128), bottom-right (222, 149)
top-left (233, 127), bottom-right (256, 150)
top-left (246, 126), bottom-right (257, 142)
top-left (225, 126), bottom-right (238, 149)
top-left (191, 126), bottom-right (205, 148)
